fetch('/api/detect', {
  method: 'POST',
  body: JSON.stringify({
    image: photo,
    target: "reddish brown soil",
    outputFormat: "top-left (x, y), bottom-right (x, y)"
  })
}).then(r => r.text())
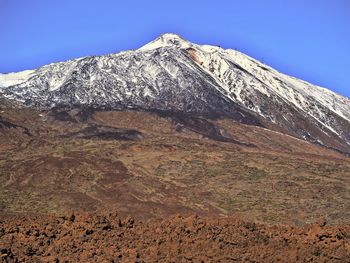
top-left (1, 211), bottom-right (349, 262)
top-left (1, 108), bottom-right (350, 225)
top-left (1, 105), bottom-right (350, 261)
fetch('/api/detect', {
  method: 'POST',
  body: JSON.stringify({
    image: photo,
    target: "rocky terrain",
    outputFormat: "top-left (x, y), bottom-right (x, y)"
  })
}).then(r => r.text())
top-left (1, 211), bottom-right (349, 262)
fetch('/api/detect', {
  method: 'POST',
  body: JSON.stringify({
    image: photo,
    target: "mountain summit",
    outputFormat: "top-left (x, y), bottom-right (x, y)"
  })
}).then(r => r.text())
top-left (139, 33), bottom-right (192, 50)
top-left (0, 34), bottom-right (349, 153)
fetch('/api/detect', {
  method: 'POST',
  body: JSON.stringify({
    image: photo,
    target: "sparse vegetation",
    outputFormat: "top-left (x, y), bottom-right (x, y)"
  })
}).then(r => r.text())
top-left (0, 107), bottom-right (349, 225)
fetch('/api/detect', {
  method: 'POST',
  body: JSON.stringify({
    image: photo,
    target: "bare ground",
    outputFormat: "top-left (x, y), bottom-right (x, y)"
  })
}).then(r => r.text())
top-left (0, 106), bottom-right (350, 261)
top-left (1, 211), bottom-right (349, 262)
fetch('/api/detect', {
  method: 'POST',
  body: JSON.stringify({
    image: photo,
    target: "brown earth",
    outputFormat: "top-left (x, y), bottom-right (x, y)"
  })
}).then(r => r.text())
top-left (1, 107), bottom-right (350, 225)
top-left (0, 211), bottom-right (349, 262)
top-left (1, 102), bottom-right (350, 261)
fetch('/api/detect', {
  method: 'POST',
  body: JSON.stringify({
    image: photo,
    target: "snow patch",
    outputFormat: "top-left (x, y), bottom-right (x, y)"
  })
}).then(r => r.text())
top-left (139, 33), bottom-right (191, 51)
top-left (0, 70), bottom-right (35, 87)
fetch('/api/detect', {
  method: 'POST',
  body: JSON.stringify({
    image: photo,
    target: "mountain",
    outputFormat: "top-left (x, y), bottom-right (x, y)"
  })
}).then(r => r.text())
top-left (0, 33), bottom-right (349, 153)
top-left (1, 35), bottom-right (350, 226)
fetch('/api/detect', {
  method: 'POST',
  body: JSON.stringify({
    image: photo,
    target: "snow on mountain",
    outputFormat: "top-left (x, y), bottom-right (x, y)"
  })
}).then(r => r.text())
top-left (0, 70), bottom-right (35, 88)
top-left (0, 33), bottom-right (349, 152)
top-left (180, 41), bottom-right (350, 139)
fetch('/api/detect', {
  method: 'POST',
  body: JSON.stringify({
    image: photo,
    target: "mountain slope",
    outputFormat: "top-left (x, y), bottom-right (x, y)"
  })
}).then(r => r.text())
top-left (1, 104), bottom-right (350, 225)
top-left (0, 33), bottom-right (349, 153)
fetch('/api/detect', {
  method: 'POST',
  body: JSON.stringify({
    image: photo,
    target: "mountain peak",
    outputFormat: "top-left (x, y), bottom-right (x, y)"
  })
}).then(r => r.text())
top-left (159, 33), bottom-right (183, 39)
top-left (139, 33), bottom-right (191, 51)
top-left (1, 34), bottom-right (350, 154)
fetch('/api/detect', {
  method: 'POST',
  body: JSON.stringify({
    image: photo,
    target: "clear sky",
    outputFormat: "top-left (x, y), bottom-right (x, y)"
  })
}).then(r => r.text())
top-left (0, 0), bottom-right (349, 98)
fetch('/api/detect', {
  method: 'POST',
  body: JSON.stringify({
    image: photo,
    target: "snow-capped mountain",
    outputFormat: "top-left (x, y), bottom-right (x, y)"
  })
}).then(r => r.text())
top-left (1, 33), bottom-right (349, 152)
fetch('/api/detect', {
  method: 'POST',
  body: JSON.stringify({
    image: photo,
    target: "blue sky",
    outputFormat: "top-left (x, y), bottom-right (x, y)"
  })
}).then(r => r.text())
top-left (0, 0), bottom-right (349, 97)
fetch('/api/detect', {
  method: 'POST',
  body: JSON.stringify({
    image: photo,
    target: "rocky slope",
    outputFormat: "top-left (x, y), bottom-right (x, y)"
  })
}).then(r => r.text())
top-left (0, 33), bottom-right (349, 153)
top-left (1, 104), bottom-right (350, 225)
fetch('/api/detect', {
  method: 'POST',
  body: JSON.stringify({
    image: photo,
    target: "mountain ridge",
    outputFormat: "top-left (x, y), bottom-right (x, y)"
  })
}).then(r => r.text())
top-left (0, 33), bottom-right (349, 153)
